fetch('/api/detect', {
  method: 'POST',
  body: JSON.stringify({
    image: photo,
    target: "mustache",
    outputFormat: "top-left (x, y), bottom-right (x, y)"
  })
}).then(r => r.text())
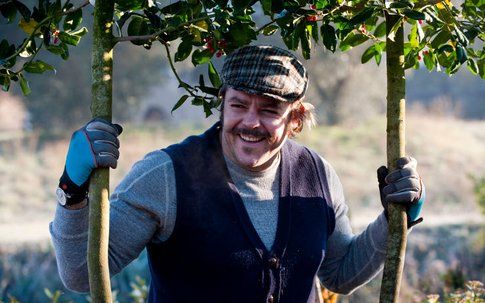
top-left (231, 127), bottom-right (270, 138)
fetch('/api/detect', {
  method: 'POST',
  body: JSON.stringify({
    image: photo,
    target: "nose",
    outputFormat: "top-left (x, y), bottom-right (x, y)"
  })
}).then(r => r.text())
top-left (241, 108), bottom-right (261, 128)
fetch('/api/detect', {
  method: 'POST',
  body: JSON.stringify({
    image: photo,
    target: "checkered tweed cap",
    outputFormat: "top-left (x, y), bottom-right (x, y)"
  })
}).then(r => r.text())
top-left (221, 45), bottom-right (308, 103)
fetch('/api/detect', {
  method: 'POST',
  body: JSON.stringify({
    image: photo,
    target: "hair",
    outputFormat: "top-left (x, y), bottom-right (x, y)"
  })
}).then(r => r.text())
top-left (218, 85), bottom-right (316, 138)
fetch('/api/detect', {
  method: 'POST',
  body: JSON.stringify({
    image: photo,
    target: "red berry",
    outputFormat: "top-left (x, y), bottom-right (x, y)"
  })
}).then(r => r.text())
top-left (306, 15), bottom-right (317, 22)
top-left (216, 50), bottom-right (223, 58)
top-left (310, 4), bottom-right (316, 9)
top-left (423, 50), bottom-right (429, 55)
top-left (418, 54), bottom-right (422, 61)
top-left (418, 20), bottom-right (423, 25)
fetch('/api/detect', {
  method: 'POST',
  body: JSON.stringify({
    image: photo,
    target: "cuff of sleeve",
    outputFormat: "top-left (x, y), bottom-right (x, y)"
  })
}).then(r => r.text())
top-left (51, 204), bottom-right (90, 239)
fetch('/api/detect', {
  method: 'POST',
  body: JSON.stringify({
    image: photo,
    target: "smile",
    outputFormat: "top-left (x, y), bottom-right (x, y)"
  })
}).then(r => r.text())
top-left (239, 134), bottom-right (265, 143)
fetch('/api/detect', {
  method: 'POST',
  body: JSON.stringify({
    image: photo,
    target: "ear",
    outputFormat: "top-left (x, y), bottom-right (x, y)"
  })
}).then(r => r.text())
top-left (288, 102), bottom-right (305, 134)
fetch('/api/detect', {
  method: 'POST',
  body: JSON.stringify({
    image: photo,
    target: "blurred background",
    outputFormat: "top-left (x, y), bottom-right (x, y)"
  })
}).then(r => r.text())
top-left (1, 3), bottom-right (484, 302)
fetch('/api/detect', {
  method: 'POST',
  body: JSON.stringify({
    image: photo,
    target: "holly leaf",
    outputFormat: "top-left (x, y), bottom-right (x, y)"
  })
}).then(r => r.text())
top-left (171, 95), bottom-right (189, 114)
top-left (262, 25), bottom-right (279, 36)
top-left (127, 16), bottom-right (150, 46)
top-left (23, 60), bottom-right (55, 74)
top-left (13, 0), bottom-right (31, 22)
top-left (63, 9), bottom-right (82, 31)
top-left (192, 49), bottom-right (213, 66)
top-left (175, 39), bottom-right (193, 62)
top-left (321, 24), bottom-right (337, 52)
top-left (403, 9), bottom-right (426, 20)
top-left (19, 73), bottom-right (31, 95)
top-left (58, 31), bottom-right (81, 46)
top-left (208, 61), bottom-right (221, 88)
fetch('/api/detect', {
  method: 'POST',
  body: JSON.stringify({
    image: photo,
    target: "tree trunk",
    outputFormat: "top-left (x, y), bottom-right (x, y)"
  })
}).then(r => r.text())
top-left (379, 12), bottom-right (408, 303)
top-left (88, 0), bottom-right (115, 301)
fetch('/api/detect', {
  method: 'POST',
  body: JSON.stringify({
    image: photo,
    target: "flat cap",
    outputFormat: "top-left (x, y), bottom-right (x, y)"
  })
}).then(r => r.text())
top-left (221, 45), bottom-right (308, 103)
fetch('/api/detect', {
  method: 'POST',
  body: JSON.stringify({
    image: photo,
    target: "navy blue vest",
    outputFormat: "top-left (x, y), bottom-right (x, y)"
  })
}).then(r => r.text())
top-left (147, 123), bottom-right (336, 303)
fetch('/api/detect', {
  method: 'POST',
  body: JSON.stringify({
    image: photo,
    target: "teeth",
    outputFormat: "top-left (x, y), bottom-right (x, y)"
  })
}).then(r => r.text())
top-left (240, 134), bottom-right (264, 142)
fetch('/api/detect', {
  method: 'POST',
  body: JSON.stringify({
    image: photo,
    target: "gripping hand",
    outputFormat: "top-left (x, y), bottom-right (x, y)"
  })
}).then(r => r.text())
top-left (377, 157), bottom-right (425, 228)
top-left (59, 118), bottom-right (123, 203)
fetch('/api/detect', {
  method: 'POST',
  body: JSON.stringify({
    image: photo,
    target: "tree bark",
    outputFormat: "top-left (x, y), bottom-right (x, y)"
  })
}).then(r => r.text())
top-left (379, 12), bottom-right (408, 303)
top-left (88, 0), bottom-right (115, 301)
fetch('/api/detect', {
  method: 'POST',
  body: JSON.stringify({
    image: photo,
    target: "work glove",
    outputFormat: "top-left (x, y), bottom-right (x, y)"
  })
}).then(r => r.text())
top-left (58, 118), bottom-right (123, 204)
top-left (377, 156), bottom-right (425, 228)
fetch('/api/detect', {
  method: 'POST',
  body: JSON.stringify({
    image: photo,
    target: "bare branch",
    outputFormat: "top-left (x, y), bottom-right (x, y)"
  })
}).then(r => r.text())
top-left (63, 0), bottom-right (90, 15)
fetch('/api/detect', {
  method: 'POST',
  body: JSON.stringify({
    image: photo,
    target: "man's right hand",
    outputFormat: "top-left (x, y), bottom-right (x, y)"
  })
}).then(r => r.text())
top-left (59, 118), bottom-right (122, 204)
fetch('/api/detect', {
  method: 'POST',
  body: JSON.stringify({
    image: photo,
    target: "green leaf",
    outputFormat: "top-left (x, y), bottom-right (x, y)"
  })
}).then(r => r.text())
top-left (453, 24), bottom-right (469, 46)
top-left (203, 101), bottom-right (213, 117)
top-left (310, 23), bottom-right (319, 43)
top-left (13, 0), bottom-right (31, 22)
top-left (208, 61), bottom-right (221, 88)
top-left (438, 44), bottom-right (454, 53)
top-left (466, 58), bottom-right (478, 75)
top-left (171, 95), bottom-right (189, 113)
top-left (116, 0), bottom-right (146, 11)
top-left (456, 46), bottom-right (467, 63)
top-left (192, 49), bottom-right (213, 66)
top-left (175, 39), bottom-right (193, 62)
top-left (63, 9), bottom-right (82, 31)
top-left (58, 31), bottom-right (81, 46)
top-left (423, 51), bottom-right (436, 71)
top-left (431, 30), bottom-right (451, 49)
top-left (262, 25), bottom-right (279, 36)
top-left (232, 0), bottom-right (253, 10)
top-left (23, 60), bottom-right (55, 73)
top-left (19, 74), bottom-right (31, 95)
top-left (1, 73), bottom-right (10, 92)
top-left (388, 0), bottom-right (414, 9)
top-left (403, 9), bottom-right (426, 20)
top-left (301, 24), bottom-right (311, 59)
top-left (361, 45), bottom-right (378, 64)
top-left (191, 96), bottom-right (204, 106)
top-left (374, 22), bottom-right (386, 38)
top-left (339, 33), bottom-right (368, 51)
top-left (387, 17), bottom-right (403, 42)
top-left (321, 24), bottom-right (336, 52)
top-left (349, 7), bottom-right (375, 26)
top-left (71, 27), bottom-right (88, 37)
top-left (1, 2), bottom-right (17, 23)
top-left (127, 16), bottom-right (150, 46)
top-left (261, 0), bottom-right (272, 15)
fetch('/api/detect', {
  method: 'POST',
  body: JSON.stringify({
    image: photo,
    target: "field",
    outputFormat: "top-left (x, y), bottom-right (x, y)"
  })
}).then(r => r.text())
top-left (0, 113), bottom-right (484, 302)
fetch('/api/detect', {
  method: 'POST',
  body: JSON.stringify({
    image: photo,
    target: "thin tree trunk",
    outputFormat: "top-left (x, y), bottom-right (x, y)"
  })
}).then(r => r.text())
top-left (88, 0), bottom-right (115, 301)
top-left (379, 12), bottom-right (408, 303)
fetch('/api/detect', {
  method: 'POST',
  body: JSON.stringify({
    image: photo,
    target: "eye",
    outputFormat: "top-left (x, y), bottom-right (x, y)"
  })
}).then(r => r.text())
top-left (262, 109), bottom-right (279, 115)
top-left (231, 104), bottom-right (246, 109)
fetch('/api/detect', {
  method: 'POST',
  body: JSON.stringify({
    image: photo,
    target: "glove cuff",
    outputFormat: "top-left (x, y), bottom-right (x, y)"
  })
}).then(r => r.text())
top-left (59, 167), bottom-right (89, 205)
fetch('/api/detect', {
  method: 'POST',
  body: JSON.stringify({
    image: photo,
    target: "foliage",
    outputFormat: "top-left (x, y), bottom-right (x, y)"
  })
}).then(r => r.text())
top-left (424, 281), bottom-right (484, 303)
top-left (1, 0), bottom-right (483, 116)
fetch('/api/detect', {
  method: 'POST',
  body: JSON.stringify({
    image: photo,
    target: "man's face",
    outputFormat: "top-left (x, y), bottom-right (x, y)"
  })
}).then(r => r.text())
top-left (220, 88), bottom-right (297, 172)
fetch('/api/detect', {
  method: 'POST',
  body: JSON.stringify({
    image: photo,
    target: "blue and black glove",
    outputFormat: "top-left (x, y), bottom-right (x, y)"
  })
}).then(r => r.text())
top-left (377, 156), bottom-right (425, 228)
top-left (59, 118), bottom-right (123, 205)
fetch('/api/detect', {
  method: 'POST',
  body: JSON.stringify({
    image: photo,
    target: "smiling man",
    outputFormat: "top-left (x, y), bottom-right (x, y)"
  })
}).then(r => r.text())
top-left (51, 45), bottom-right (425, 303)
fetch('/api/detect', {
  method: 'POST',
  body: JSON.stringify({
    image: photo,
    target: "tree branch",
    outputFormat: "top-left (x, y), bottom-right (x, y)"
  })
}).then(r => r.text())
top-left (114, 15), bottom-right (212, 43)
top-left (63, 0), bottom-right (90, 15)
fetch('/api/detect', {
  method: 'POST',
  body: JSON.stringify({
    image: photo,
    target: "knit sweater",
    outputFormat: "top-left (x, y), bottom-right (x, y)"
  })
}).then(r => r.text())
top-left (50, 149), bottom-right (389, 295)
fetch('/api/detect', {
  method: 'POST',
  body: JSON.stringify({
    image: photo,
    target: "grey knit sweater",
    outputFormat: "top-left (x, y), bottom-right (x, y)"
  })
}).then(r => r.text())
top-left (50, 149), bottom-right (389, 295)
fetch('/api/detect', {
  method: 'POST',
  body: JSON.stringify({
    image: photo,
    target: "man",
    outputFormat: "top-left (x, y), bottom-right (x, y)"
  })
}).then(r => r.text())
top-left (51, 45), bottom-right (424, 303)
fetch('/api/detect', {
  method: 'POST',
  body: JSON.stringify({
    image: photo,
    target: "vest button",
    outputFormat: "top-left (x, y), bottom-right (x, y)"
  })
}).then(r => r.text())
top-left (268, 257), bottom-right (279, 269)
top-left (268, 294), bottom-right (274, 303)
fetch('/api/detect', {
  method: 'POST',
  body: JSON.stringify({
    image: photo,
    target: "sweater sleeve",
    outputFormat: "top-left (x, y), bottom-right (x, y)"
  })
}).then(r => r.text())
top-left (317, 157), bottom-right (388, 295)
top-left (49, 150), bottom-right (177, 293)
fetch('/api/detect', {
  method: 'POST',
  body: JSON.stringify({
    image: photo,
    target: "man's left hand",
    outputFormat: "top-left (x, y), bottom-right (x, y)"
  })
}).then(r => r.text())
top-left (377, 156), bottom-right (425, 228)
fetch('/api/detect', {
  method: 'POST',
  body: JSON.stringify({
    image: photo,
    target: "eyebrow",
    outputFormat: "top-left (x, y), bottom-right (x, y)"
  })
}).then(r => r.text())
top-left (228, 96), bottom-right (282, 108)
